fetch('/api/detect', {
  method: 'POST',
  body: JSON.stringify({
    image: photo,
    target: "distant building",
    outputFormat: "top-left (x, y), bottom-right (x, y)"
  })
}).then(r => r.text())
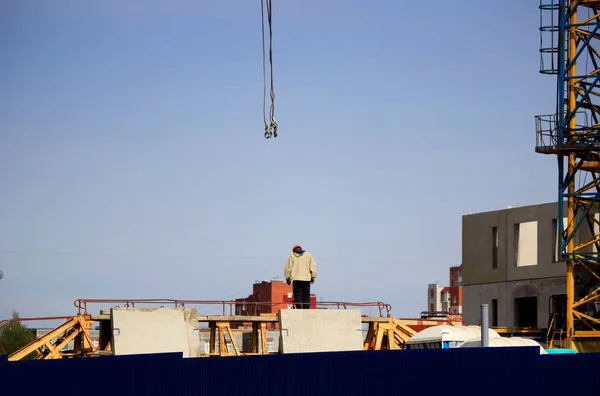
top-left (425, 266), bottom-right (463, 318)
top-left (448, 265), bottom-right (463, 314)
top-left (234, 280), bottom-right (317, 329)
top-left (427, 283), bottom-right (444, 313)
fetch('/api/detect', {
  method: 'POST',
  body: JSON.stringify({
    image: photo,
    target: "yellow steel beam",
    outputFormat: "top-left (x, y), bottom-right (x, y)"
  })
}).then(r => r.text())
top-left (260, 322), bottom-right (267, 354)
top-left (367, 318), bottom-right (416, 350)
top-left (44, 341), bottom-right (55, 353)
top-left (387, 328), bottom-right (396, 350)
top-left (566, 1), bottom-right (578, 349)
top-left (363, 322), bottom-right (376, 350)
top-left (578, 161), bottom-right (600, 172)
top-left (251, 323), bottom-right (259, 353)
top-left (573, 330), bottom-right (600, 337)
top-left (577, 10), bottom-right (600, 25)
top-left (209, 322), bottom-right (216, 354)
top-left (46, 326), bottom-right (82, 359)
top-left (546, 315), bottom-right (556, 348)
top-left (573, 310), bottom-right (600, 327)
top-left (391, 318), bottom-right (418, 339)
top-left (575, 178), bottom-right (600, 194)
top-left (8, 316), bottom-right (80, 361)
top-left (573, 234), bottom-right (600, 251)
top-left (581, 0), bottom-right (600, 10)
top-left (574, 28), bottom-right (600, 44)
top-left (80, 319), bottom-right (97, 352)
top-left (580, 262), bottom-right (600, 283)
top-left (572, 285), bottom-right (600, 308)
top-left (216, 322), bottom-right (228, 355)
top-left (374, 325), bottom-right (384, 350)
top-left (375, 322), bottom-right (394, 350)
top-left (224, 325), bottom-right (240, 356)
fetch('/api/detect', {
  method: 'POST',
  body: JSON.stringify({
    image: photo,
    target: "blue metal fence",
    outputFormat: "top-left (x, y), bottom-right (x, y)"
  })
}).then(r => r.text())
top-left (1, 348), bottom-right (600, 395)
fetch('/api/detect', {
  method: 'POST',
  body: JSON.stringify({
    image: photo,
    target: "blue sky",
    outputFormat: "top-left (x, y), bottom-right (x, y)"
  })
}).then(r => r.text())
top-left (0, 0), bottom-right (558, 323)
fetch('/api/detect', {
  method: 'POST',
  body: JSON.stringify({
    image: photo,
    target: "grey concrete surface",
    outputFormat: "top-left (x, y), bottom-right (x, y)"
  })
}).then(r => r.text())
top-left (111, 307), bottom-right (201, 357)
top-left (462, 202), bottom-right (567, 286)
top-left (278, 309), bottom-right (363, 354)
top-left (461, 202), bottom-right (572, 328)
top-left (462, 275), bottom-right (566, 328)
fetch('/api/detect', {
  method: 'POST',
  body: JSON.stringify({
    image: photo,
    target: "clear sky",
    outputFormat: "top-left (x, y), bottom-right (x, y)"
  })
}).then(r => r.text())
top-left (0, 0), bottom-right (558, 323)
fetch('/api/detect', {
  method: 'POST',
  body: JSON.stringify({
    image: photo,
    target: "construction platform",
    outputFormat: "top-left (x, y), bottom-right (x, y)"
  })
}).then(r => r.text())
top-left (2, 299), bottom-right (464, 361)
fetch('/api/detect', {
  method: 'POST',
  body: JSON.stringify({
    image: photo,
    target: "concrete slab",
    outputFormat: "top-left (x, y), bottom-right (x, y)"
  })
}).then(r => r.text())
top-left (278, 309), bottom-right (364, 354)
top-left (111, 307), bottom-right (201, 357)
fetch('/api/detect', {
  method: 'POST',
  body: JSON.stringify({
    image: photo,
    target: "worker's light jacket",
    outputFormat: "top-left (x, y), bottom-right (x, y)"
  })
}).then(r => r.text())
top-left (284, 252), bottom-right (317, 282)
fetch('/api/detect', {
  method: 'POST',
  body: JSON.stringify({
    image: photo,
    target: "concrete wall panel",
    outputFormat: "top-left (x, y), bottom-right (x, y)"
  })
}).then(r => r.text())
top-left (278, 309), bottom-right (363, 354)
top-left (505, 203), bottom-right (564, 281)
top-left (462, 208), bottom-right (508, 285)
top-left (462, 282), bottom-right (508, 327)
top-left (463, 277), bottom-right (565, 328)
top-left (111, 308), bottom-right (201, 358)
top-left (463, 202), bottom-right (566, 286)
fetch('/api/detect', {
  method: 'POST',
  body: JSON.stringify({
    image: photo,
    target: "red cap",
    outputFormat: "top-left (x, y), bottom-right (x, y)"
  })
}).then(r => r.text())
top-left (292, 244), bottom-right (302, 251)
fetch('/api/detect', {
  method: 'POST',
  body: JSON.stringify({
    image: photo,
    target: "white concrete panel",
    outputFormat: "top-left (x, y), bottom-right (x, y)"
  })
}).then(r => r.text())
top-left (516, 221), bottom-right (538, 267)
top-left (278, 309), bottom-right (363, 354)
top-left (111, 308), bottom-right (201, 357)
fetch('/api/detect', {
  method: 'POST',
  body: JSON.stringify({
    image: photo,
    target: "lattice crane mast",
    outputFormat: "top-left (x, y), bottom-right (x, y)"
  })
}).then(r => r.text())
top-left (536, 0), bottom-right (600, 352)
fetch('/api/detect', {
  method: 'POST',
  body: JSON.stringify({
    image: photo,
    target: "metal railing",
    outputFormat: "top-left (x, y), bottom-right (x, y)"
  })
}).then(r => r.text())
top-left (535, 112), bottom-right (592, 153)
top-left (539, 0), bottom-right (561, 74)
top-left (535, 113), bottom-right (559, 153)
top-left (74, 298), bottom-right (392, 317)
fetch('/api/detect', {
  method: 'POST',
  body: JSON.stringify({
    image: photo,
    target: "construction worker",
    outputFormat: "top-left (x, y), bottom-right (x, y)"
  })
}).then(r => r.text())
top-left (284, 244), bottom-right (317, 309)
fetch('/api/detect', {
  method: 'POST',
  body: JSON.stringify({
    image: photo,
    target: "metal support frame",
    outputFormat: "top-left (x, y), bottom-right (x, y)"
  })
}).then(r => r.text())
top-left (203, 318), bottom-right (270, 356)
top-left (536, 0), bottom-right (600, 350)
top-left (5, 315), bottom-right (103, 361)
top-left (4, 312), bottom-right (424, 360)
top-left (363, 318), bottom-right (418, 351)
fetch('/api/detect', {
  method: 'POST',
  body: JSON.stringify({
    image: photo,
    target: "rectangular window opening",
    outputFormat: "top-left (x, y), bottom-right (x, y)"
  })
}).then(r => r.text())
top-left (514, 296), bottom-right (537, 328)
top-left (554, 217), bottom-right (568, 262)
top-left (491, 299), bottom-right (498, 327)
top-left (552, 218), bottom-right (558, 262)
top-left (549, 294), bottom-right (566, 330)
top-left (492, 226), bottom-right (498, 270)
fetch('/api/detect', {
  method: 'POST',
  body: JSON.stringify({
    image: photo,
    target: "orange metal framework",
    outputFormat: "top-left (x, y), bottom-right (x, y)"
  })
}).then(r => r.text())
top-left (0, 297), bottom-right (470, 360)
top-left (0, 315), bottom-right (101, 361)
top-left (0, 316), bottom-right (75, 355)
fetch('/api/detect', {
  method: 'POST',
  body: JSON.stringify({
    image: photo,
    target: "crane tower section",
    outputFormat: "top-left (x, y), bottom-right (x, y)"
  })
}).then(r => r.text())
top-left (536, 0), bottom-right (600, 350)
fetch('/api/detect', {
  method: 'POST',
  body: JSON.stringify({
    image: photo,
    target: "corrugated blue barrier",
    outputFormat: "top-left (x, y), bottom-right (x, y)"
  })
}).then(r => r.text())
top-left (1, 347), bottom-right (600, 395)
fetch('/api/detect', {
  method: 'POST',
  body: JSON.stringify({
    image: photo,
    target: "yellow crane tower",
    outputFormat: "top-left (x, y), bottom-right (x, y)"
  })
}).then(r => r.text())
top-left (537, 0), bottom-right (600, 352)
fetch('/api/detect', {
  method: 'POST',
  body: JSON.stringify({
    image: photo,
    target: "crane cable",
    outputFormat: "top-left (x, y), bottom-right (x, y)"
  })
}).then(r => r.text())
top-left (261, 0), bottom-right (277, 139)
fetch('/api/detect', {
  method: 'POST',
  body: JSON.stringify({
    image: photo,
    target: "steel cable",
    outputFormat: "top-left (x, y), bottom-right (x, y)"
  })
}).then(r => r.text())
top-left (261, 0), bottom-right (277, 138)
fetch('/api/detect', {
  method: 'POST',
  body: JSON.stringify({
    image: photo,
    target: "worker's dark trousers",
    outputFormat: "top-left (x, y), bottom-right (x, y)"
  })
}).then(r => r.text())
top-left (292, 280), bottom-right (312, 309)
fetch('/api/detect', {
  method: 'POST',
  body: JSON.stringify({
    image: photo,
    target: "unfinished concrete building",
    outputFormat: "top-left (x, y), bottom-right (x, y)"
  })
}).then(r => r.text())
top-left (462, 202), bottom-right (577, 329)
